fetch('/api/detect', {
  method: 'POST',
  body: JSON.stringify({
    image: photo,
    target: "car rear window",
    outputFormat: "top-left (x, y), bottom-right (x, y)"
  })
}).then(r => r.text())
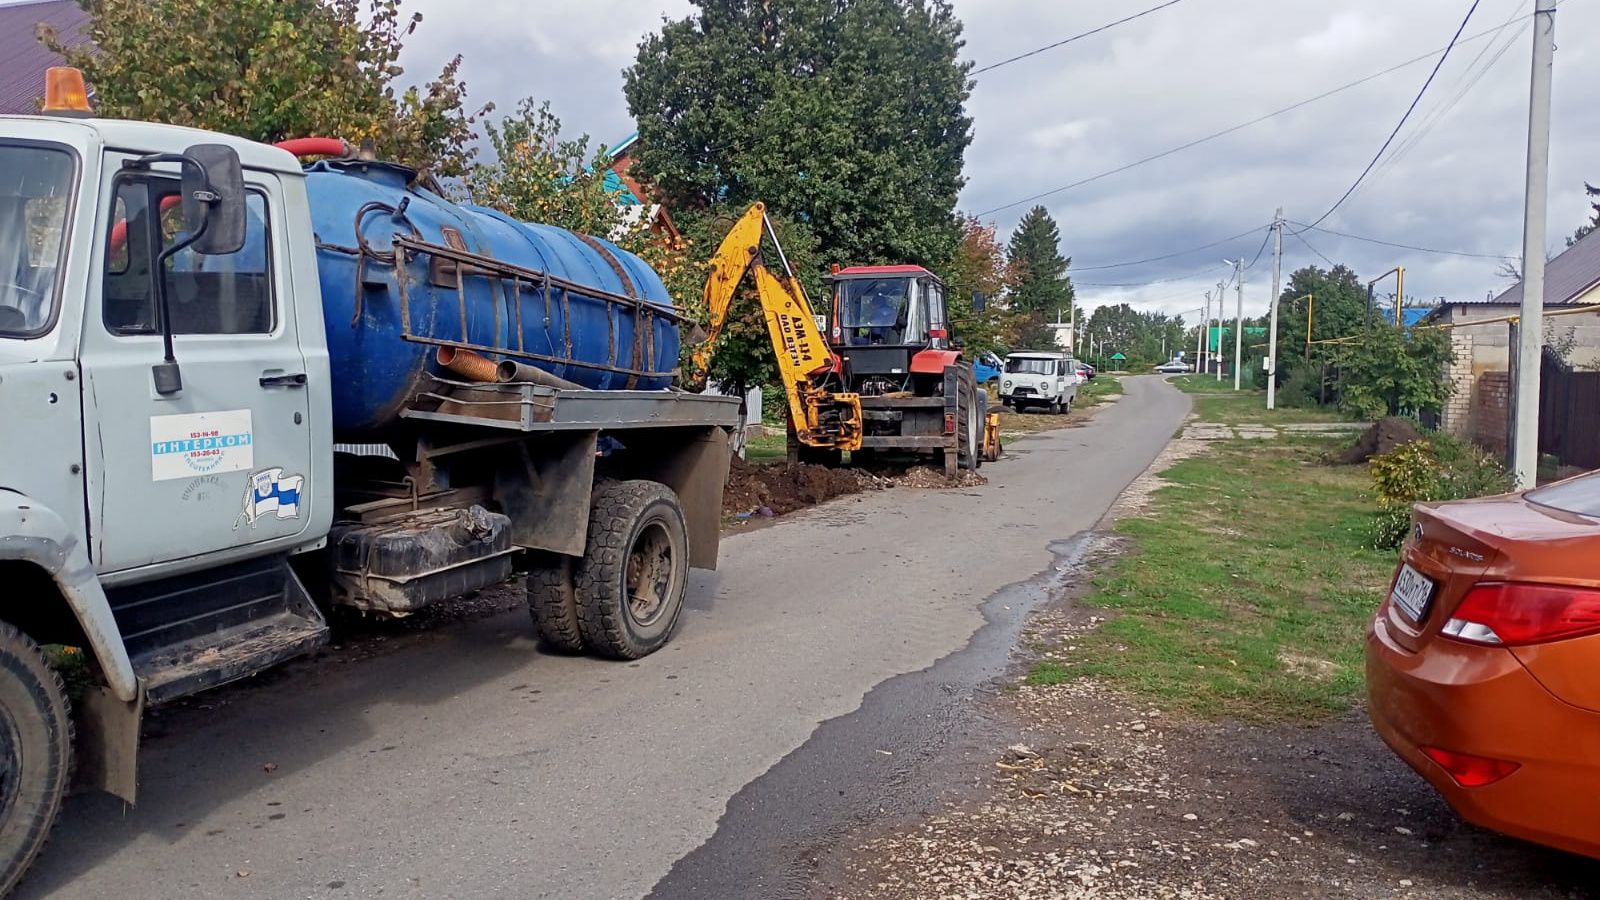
top-left (1527, 472), bottom-right (1600, 517)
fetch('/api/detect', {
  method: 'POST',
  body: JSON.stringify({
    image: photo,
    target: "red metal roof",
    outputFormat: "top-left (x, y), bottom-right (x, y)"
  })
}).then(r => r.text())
top-left (0, 1), bottom-right (91, 115)
top-left (832, 264), bottom-right (934, 277)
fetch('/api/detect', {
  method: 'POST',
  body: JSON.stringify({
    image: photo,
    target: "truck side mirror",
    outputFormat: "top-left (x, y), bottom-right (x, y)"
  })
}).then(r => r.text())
top-left (971, 290), bottom-right (987, 312)
top-left (182, 143), bottom-right (246, 255)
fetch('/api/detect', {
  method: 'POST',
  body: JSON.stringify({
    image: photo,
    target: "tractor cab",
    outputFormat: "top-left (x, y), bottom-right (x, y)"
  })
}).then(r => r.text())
top-left (825, 265), bottom-right (951, 391)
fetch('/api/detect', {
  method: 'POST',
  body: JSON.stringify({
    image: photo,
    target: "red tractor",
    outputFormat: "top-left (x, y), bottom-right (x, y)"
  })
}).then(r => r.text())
top-left (790, 264), bottom-right (991, 474)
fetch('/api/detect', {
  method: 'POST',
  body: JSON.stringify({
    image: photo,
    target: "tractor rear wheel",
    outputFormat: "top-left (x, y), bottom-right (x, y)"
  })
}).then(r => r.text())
top-left (957, 368), bottom-right (981, 471)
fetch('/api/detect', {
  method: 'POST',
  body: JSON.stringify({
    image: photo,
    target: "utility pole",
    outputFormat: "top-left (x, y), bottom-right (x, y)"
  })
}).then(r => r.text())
top-left (1232, 260), bottom-right (1245, 391)
top-left (1266, 209), bottom-right (1284, 409)
top-left (1215, 279), bottom-right (1226, 381)
top-left (1198, 292), bottom-right (1209, 373)
top-left (1513, 0), bottom-right (1556, 490)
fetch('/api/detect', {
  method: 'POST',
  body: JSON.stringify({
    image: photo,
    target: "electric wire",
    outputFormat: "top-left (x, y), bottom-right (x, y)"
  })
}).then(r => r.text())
top-left (1288, 228), bottom-right (1338, 268)
top-left (974, 9), bottom-right (1536, 219)
top-left (1296, 0), bottom-right (1484, 231)
top-left (1066, 224), bottom-right (1269, 272)
top-left (1290, 221), bottom-right (1513, 259)
top-left (972, 0), bottom-right (1193, 76)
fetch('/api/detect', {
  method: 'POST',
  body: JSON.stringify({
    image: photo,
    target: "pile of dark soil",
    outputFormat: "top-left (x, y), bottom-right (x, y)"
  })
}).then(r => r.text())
top-left (723, 456), bottom-right (887, 516)
top-left (1336, 416), bottom-right (1426, 465)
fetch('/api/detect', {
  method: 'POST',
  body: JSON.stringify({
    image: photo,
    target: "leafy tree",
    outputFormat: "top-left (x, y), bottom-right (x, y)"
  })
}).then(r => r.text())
top-left (939, 215), bottom-right (1012, 355)
top-left (622, 0), bottom-right (973, 269)
top-left (1336, 323), bottom-right (1455, 419)
top-left (1082, 303), bottom-right (1184, 368)
top-left (467, 98), bottom-right (631, 238)
top-left (1005, 206), bottom-right (1073, 316)
top-left (42, 0), bottom-right (485, 176)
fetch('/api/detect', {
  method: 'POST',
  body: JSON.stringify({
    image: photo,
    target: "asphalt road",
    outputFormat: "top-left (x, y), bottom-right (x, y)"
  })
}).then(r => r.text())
top-left (26, 375), bottom-right (1190, 900)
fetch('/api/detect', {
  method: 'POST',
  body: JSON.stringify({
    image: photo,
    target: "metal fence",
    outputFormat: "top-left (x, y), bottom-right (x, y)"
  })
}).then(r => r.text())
top-left (1539, 348), bottom-right (1600, 470)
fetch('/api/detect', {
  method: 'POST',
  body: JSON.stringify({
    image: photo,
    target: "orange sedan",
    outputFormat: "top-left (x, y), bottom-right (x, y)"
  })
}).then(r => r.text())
top-left (1366, 470), bottom-right (1600, 858)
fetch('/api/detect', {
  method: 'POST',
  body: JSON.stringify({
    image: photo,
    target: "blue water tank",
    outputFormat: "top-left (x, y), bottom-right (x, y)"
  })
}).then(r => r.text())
top-left (303, 160), bottom-right (679, 439)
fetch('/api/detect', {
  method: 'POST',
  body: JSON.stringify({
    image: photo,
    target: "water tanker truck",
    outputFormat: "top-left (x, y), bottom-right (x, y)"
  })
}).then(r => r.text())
top-left (0, 72), bottom-right (740, 893)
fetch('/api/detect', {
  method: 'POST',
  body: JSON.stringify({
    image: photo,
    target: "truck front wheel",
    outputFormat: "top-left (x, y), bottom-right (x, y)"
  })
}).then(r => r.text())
top-left (574, 481), bottom-right (690, 660)
top-left (0, 624), bottom-right (72, 897)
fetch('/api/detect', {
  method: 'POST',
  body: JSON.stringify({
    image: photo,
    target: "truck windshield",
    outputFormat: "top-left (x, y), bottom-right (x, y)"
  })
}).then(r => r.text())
top-left (1005, 357), bottom-right (1057, 376)
top-left (0, 144), bottom-right (75, 338)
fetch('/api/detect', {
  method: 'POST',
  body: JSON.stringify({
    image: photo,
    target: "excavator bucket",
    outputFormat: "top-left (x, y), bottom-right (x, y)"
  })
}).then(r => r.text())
top-left (981, 411), bottom-right (1003, 462)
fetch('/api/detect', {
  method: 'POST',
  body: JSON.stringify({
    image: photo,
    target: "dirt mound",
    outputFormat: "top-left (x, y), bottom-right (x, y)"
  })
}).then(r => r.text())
top-left (1336, 416), bottom-right (1426, 465)
top-left (893, 466), bottom-right (988, 489)
top-left (723, 456), bottom-right (887, 516)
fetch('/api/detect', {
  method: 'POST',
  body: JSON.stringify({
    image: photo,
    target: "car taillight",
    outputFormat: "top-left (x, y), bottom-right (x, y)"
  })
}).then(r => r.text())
top-left (1442, 582), bottom-right (1600, 647)
top-left (943, 413), bottom-right (956, 434)
top-left (1420, 746), bottom-right (1520, 787)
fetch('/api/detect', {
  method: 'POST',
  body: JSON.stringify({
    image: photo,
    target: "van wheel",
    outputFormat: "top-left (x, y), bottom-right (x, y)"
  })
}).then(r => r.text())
top-left (574, 481), bottom-right (690, 660)
top-left (1048, 397), bottom-right (1062, 415)
top-left (0, 625), bottom-right (72, 898)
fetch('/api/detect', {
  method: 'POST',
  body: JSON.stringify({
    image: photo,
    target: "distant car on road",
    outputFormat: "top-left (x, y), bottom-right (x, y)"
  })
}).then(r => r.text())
top-left (1078, 363), bottom-right (1096, 380)
top-left (1366, 469), bottom-right (1600, 859)
top-left (1153, 360), bottom-right (1189, 374)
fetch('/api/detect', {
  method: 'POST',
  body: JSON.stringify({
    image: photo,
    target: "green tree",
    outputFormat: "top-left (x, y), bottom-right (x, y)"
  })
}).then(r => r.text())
top-left (622, 0), bottom-right (973, 269)
top-left (939, 215), bottom-right (1012, 355)
top-left (466, 98), bottom-right (631, 238)
top-left (1337, 323), bottom-right (1455, 419)
top-left (1005, 206), bottom-right (1074, 316)
top-left (42, 0), bottom-right (485, 176)
top-left (1082, 303), bottom-right (1184, 368)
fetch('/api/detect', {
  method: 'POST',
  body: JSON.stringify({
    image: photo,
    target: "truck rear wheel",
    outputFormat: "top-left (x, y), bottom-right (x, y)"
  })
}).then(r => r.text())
top-left (526, 555), bottom-right (584, 653)
top-left (0, 624), bottom-right (72, 898)
top-left (574, 481), bottom-right (690, 660)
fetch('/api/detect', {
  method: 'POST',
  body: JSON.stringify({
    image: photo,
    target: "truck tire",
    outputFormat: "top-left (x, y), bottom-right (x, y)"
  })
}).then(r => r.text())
top-left (526, 555), bottom-right (584, 653)
top-left (574, 480), bottom-right (690, 660)
top-left (0, 624), bottom-right (73, 898)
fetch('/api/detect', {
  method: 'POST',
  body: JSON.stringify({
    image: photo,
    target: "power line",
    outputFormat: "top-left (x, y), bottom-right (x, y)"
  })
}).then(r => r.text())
top-left (1358, 0), bottom-right (1527, 197)
top-left (1066, 224), bottom-right (1269, 272)
top-left (972, 0), bottom-right (1192, 76)
top-left (1290, 221), bottom-right (1514, 259)
top-left (1296, 0), bottom-right (1484, 231)
top-left (1074, 262), bottom-right (1231, 287)
top-left (1246, 228), bottom-right (1273, 269)
top-left (1287, 228), bottom-right (1337, 268)
top-left (974, 10), bottom-right (1534, 219)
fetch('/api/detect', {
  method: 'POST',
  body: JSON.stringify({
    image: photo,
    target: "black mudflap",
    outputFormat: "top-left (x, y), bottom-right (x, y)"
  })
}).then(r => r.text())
top-left (107, 555), bottom-right (329, 705)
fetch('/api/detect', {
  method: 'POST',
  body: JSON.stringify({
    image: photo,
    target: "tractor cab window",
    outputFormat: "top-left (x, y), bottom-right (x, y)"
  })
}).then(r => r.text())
top-left (0, 144), bottom-right (75, 338)
top-left (837, 277), bottom-right (921, 346)
top-left (1005, 357), bottom-right (1057, 376)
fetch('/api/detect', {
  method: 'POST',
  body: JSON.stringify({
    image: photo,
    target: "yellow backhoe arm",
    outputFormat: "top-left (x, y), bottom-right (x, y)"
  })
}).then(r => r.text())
top-left (693, 202), bottom-right (862, 451)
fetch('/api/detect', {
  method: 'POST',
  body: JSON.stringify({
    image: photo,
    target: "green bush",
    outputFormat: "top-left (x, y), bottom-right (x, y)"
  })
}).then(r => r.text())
top-left (1366, 433), bottom-right (1513, 549)
top-left (1277, 365), bottom-right (1325, 408)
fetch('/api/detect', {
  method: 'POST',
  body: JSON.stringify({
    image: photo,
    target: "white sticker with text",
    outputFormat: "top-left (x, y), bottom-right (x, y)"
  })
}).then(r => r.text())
top-left (150, 410), bottom-right (254, 481)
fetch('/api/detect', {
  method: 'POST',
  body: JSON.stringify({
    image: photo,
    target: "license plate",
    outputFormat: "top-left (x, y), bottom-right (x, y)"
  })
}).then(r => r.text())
top-left (1390, 563), bottom-right (1436, 622)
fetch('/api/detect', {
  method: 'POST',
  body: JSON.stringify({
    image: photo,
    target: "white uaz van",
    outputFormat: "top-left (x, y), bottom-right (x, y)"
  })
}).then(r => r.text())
top-left (999, 351), bottom-right (1078, 414)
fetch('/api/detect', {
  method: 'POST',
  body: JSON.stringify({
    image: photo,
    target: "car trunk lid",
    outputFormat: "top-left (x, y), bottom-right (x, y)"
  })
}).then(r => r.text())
top-left (1384, 493), bottom-right (1599, 655)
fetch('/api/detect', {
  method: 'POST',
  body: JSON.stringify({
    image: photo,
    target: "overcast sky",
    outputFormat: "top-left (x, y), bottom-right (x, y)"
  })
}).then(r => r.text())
top-left (390, 0), bottom-right (1599, 326)
top-left (11, 0), bottom-right (1586, 325)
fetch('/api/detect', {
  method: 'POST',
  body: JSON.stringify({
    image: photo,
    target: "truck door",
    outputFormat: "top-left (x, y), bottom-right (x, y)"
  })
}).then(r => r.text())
top-left (80, 161), bottom-right (315, 573)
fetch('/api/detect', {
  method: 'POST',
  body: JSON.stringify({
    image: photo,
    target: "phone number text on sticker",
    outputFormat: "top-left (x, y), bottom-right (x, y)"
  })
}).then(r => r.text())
top-left (150, 410), bottom-right (254, 481)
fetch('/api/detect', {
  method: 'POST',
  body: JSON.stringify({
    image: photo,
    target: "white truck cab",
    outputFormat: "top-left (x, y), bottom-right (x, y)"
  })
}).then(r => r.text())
top-left (999, 350), bottom-right (1078, 414)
